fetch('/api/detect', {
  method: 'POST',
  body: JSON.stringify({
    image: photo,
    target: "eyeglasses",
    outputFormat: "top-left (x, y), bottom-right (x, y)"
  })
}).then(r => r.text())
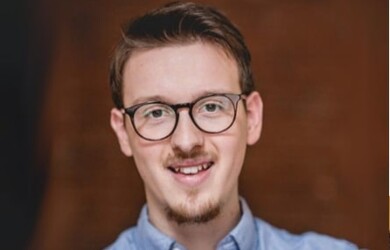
top-left (122, 93), bottom-right (246, 141)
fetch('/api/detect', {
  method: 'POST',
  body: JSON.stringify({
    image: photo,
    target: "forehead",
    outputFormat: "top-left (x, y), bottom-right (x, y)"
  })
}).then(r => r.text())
top-left (122, 42), bottom-right (240, 106)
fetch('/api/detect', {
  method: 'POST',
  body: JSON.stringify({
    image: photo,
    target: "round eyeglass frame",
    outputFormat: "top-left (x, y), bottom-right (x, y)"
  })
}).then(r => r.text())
top-left (121, 93), bottom-right (247, 141)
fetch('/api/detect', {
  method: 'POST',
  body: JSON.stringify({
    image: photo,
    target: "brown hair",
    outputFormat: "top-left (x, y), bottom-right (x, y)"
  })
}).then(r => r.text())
top-left (109, 1), bottom-right (255, 108)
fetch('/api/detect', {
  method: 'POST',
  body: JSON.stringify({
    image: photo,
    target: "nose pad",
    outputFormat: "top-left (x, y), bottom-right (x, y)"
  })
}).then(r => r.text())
top-left (170, 110), bottom-right (204, 153)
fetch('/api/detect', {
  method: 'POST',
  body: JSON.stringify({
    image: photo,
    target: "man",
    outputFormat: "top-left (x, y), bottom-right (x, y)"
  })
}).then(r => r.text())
top-left (108, 2), bottom-right (358, 249)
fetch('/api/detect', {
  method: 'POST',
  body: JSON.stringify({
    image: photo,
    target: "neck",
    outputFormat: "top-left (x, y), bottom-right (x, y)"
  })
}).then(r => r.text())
top-left (148, 195), bottom-right (241, 250)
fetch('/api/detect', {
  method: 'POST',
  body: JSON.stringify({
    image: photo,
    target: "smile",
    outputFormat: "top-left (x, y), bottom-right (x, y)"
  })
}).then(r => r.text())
top-left (168, 162), bottom-right (213, 175)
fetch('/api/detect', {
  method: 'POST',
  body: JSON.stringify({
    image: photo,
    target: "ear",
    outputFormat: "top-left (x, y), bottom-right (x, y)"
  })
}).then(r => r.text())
top-left (245, 91), bottom-right (263, 145)
top-left (110, 108), bottom-right (133, 157)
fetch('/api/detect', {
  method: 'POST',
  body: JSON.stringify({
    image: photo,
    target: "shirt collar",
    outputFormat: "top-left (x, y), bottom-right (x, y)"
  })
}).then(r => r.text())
top-left (135, 206), bottom-right (176, 250)
top-left (135, 197), bottom-right (257, 250)
top-left (222, 198), bottom-right (258, 250)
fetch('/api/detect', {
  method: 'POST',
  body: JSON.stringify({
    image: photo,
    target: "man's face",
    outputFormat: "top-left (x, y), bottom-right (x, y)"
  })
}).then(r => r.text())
top-left (111, 42), bottom-right (262, 223)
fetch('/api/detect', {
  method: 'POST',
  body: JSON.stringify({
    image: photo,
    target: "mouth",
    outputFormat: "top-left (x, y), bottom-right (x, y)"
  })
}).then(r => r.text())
top-left (168, 162), bottom-right (214, 175)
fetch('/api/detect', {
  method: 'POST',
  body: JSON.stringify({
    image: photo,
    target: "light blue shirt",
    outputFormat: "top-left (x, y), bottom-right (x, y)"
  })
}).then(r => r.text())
top-left (106, 199), bottom-right (358, 250)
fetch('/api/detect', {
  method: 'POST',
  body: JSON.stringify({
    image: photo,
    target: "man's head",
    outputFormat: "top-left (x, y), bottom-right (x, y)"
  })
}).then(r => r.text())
top-left (110, 1), bottom-right (255, 109)
top-left (110, 2), bottom-right (263, 225)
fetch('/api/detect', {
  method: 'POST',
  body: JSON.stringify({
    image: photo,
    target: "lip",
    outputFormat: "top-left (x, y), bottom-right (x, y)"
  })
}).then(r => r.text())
top-left (167, 160), bottom-right (214, 188)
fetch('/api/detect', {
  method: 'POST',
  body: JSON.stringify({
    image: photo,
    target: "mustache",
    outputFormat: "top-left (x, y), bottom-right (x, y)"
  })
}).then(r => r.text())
top-left (164, 147), bottom-right (216, 166)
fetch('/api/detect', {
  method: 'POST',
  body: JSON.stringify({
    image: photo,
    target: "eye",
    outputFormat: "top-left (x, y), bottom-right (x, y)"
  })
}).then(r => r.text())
top-left (203, 103), bottom-right (220, 112)
top-left (194, 95), bottom-right (234, 118)
top-left (144, 108), bottom-right (169, 119)
top-left (139, 104), bottom-right (174, 120)
top-left (148, 109), bottom-right (163, 118)
top-left (197, 100), bottom-right (226, 114)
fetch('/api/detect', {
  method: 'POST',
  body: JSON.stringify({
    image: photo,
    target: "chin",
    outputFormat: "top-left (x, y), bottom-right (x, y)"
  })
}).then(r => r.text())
top-left (165, 197), bottom-right (221, 225)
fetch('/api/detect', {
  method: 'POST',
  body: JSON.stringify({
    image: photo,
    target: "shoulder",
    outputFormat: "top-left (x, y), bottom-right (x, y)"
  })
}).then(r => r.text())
top-left (254, 218), bottom-right (359, 250)
top-left (104, 227), bottom-right (137, 250)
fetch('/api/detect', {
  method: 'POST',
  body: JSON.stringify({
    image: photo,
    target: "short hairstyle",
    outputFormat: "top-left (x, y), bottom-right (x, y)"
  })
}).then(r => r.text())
top-left (109, 1), bottom-right (255, 108)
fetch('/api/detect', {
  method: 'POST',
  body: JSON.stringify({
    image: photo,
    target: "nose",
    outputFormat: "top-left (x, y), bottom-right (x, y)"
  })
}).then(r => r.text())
top-left (170, 110), bottom-right (204, 153)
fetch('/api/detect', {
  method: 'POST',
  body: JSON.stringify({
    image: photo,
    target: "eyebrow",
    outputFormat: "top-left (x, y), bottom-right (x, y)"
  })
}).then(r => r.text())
top-left (130, 90), bottom-right (231, 106)
top-left (131, 95), bottom-right (168, 105)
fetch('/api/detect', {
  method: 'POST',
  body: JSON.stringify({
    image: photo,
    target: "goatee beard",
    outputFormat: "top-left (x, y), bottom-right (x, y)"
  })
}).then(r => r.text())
top-left (165, 201), bottom-right (221, 225)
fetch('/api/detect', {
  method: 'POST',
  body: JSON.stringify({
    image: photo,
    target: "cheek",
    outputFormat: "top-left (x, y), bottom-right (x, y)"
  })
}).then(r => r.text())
top-left (229, 113), bottom-right (248, 150)
top-left (128, 139), bottom-right (163, 181)
top-left (228, 137), bottom-right (247, 174)
top-left (131, 147), bottom-right (168, 201)
top-left (216, 123), bottom-right (248, 173)
top-left (131, 150), bottom-right (152, 183)
top-left (225, 117), bottom-right (248, 171)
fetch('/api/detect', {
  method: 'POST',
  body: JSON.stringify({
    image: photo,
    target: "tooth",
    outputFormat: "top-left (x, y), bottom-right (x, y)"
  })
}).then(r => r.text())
top-left (181, 168), bottom-right (191, 174)
top-left (173, 164), bottom-right (215, 175)
top-left (179, 167), bottom-right (199, 175)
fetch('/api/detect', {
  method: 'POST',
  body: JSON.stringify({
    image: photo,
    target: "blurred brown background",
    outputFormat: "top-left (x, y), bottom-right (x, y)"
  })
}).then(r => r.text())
top-left (2, 0), bottom-right (387, 249)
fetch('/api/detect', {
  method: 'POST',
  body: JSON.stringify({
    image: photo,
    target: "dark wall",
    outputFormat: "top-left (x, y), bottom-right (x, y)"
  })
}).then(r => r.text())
top-left (0, 1), bottom-right (53, 249)
top-left (20, 0), bottom-right (388, 249)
